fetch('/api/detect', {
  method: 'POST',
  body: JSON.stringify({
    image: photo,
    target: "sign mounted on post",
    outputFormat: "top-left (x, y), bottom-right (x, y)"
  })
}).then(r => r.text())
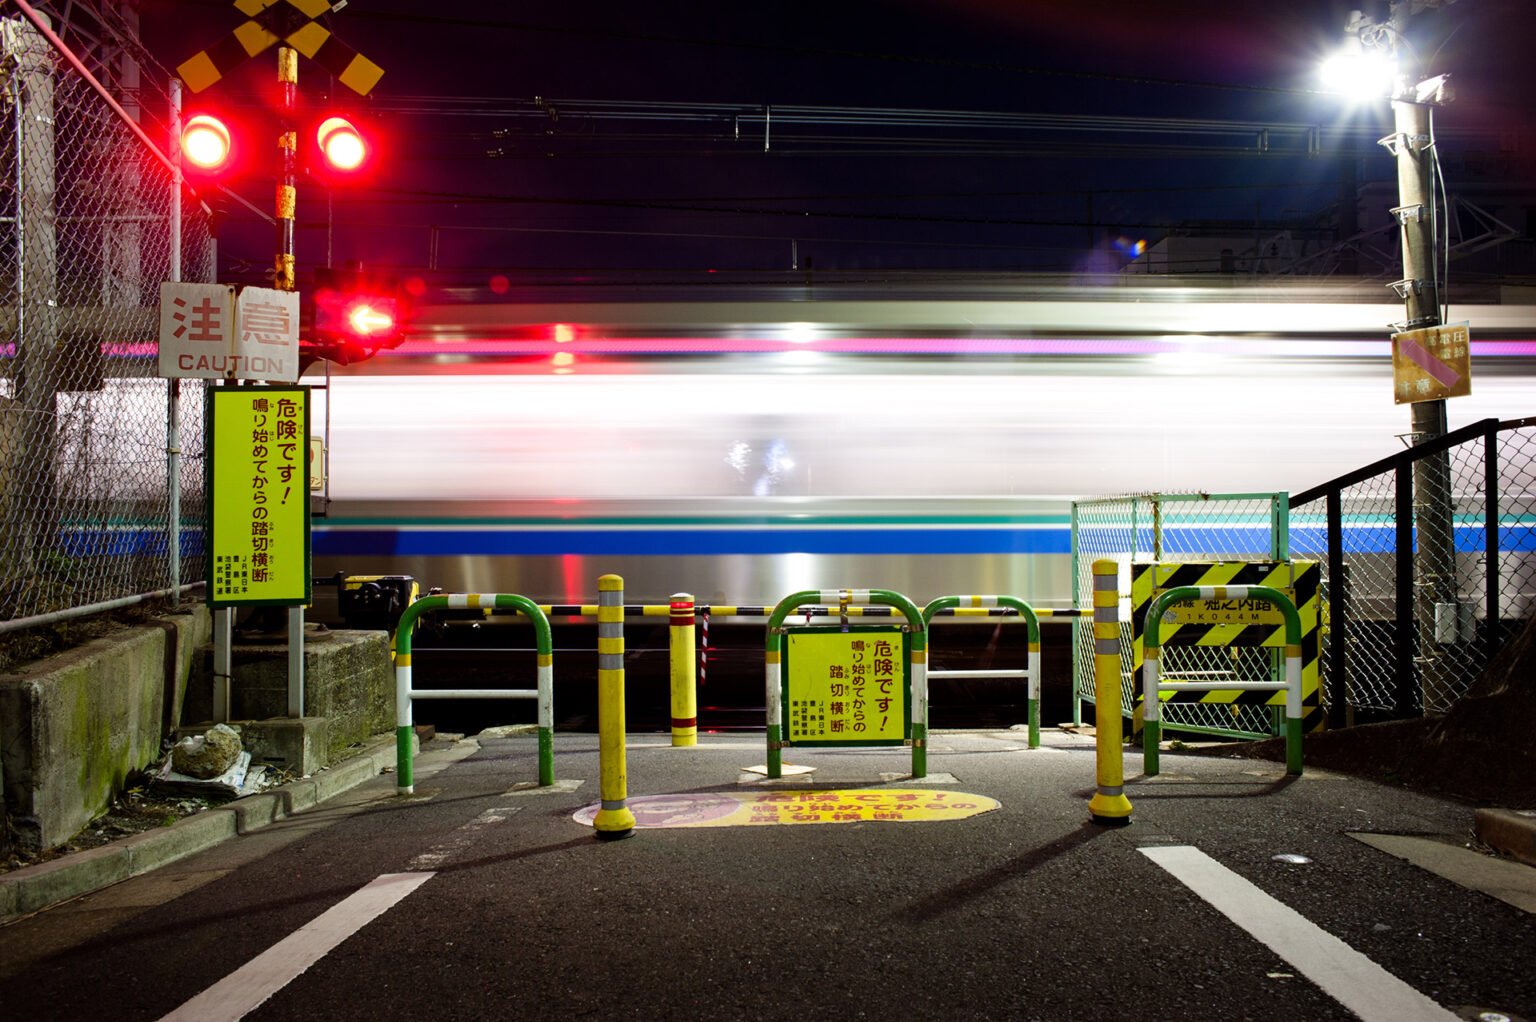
top-left (207, 387), bottom-right (311, 607)
top-left (159, 282), bottom-right (300, 382)
top-left (783, 626), bottom-right (910, 745)
top-left (1392, 321), bottom-right (1471, 404)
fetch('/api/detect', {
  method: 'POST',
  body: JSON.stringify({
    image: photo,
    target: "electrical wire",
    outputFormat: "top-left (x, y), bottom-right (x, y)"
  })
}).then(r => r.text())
top-left (1429, 106), bottom-right (1452, 325)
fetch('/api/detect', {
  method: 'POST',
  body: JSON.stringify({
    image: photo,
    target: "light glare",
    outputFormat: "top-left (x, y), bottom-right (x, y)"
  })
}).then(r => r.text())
top-left (317, 116), bottom-right (367, 171)
top-left (1319, 50), bottom-right (1397, 99)
top-left (347, 303), bottom-right (394, 336)
top-left (182, 115), bottom-right (231, 170)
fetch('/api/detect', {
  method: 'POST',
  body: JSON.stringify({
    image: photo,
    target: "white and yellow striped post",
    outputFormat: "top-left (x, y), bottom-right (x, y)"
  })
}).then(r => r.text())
top-left (593, 574), bottom-right (636, 839)
top-left (669, 593), bottom-right (698, 746)
top-left (1088, 558), bottom-right (1133, 826)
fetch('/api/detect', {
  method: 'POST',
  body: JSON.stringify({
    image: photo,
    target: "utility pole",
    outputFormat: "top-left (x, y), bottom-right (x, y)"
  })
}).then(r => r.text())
top-left (1345, 0), bottom-right (1462, 712)
top-left (1384, 89), bottom-right (1457, 711)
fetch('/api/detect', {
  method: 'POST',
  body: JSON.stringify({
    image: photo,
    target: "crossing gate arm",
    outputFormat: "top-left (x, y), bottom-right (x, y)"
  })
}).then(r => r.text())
top-left (393, 593), bottom-right (556, 794)
top-left (1141, 585), bottom-right (1303, 777)
top-left (922, 595), bottom-right (1042, 749)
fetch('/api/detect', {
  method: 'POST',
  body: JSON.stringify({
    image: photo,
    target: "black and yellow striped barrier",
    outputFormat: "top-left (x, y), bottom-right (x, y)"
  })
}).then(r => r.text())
top-left (1131, 561), bottom-right (1323, 735)
top-left (1142, 584), bottom-right (1305, 776)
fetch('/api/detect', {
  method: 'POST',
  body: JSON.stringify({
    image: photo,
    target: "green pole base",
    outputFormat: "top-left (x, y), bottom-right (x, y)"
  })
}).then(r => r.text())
top-left (767, 724), bottom-right (783, 780)
top-left (911, 723), bottom-right (928, 779)
top-left (538, 727), bottom-right (555, 786)
top-left (1027, 698), bottom-right (1040, 750)
top-left (594, 807), bottom-right (636, 839)
top-left (1285, 717), bottom-right (1304, 775)
top-left (1088, 792), bottom-right (1133, 826)
top-left (1144, 719), bottom-right (1161, 777)
top-left (395, 724), bottom-right (414, 792)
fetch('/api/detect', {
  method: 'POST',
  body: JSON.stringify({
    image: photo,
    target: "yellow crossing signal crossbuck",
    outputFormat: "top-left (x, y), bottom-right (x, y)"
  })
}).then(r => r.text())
top-left (177, 0), bottom-right (384, 95)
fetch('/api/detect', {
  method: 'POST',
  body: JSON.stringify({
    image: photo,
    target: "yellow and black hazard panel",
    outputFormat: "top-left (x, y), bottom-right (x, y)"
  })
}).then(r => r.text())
top-left (1131, 561), bottom-right (1324, 734)
top-left (178, 0), bottom-right (384, 95)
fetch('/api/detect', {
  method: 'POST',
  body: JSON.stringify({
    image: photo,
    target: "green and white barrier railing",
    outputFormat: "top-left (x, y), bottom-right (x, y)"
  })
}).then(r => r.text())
top-left (1141, 584), bottom-right (1304, 777)
top-left (922, 595), bottom-right (1042, 749)
top-left (766, 588), bottom-right (928, 780)
top-left (393, 593), bottom-right (555, 794)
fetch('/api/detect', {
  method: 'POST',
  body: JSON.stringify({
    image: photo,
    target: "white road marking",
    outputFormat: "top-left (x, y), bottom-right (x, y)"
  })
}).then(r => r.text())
top-left (1140, 845), bottom-right (1458, 1022)
top-left (407, 805), bottom-right (523, 871)
top-left (158, 872), bottom-right (434, 1022)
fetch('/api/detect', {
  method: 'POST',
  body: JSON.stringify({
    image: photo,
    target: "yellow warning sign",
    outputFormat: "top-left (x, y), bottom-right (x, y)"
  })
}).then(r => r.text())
top-left (207, 388), bottom-right (310, 607)
top-left (1392, 321), bottom-right (1471, 405)
top-left (573, 790), bottom-right (1000, 828)
top-left (784, 628), bottom-right (908, 743)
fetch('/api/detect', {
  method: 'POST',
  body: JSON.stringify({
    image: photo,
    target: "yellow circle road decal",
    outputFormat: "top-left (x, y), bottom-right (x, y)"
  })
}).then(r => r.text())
top-left (573, 789), bottom-right (1000, 829)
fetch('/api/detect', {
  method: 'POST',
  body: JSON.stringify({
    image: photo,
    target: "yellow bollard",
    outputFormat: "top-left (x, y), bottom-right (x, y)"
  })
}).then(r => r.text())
top-left (594, 574), bottom-right (636, 839)
top-left (1088, 558), bottom-right (1133, 826)
top-left (669, 593), bottom-right (698, 747)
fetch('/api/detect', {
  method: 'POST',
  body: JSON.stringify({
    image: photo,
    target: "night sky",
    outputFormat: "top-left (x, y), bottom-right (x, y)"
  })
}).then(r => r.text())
top-left (136, 0), bottom-right (1536, 284)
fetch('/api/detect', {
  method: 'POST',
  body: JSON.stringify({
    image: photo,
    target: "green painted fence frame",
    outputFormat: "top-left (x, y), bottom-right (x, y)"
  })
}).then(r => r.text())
top-left (1141, 584), bottom-right (1304, 777)
top-left (765, 588), bottom-right (927, 780)
top-left (393, 593), bottom-right (555, 794)
top-left (922, 596), bottom-right (1041, 749)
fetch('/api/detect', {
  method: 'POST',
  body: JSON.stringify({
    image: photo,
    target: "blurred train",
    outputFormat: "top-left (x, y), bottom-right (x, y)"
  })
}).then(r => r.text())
top-left (306, 274), bottom-right (1536, 613)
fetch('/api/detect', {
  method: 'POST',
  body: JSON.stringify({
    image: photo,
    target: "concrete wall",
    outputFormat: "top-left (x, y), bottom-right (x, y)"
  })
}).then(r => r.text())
top-left (0, 615), bottom-right (394, 854)
top-left (0, 608), bottom-right (211, 852)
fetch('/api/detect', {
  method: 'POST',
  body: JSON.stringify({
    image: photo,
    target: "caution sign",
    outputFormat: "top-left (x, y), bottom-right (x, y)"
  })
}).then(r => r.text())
top-left (782, 627), bottom-right (909, 746)
top-left (1392, 321), bottom-right (1471, 405)
top-left (206, 387), bottom-right (311, 607)
top-left (1131, 561), bottom-right (1323, 731)
top-left (572, 790), bottom-right (998, 829)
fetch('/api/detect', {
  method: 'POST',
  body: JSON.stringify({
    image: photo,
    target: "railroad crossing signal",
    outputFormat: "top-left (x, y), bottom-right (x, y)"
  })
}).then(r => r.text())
top-left (176, 0), bottom-right (384, 96)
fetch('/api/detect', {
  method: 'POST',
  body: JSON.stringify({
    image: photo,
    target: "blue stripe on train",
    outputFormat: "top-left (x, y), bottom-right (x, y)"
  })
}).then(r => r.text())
top-left (311, 524), bottom-right (1536, 558)
top-left (311, 527), bottom-right (1074, 557)
top-left (53, 523), bottom-right (1536, 558)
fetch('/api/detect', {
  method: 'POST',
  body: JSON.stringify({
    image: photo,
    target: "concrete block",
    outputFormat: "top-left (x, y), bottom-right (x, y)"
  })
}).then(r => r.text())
top-left (0, 609), bottom-right (211, 853)
top-left (238, 717), bottom-right (329, 777)
top-left (1475, 808), bottom-right (1536, 867)
top-left (187, 629), bottom-right (392, 763)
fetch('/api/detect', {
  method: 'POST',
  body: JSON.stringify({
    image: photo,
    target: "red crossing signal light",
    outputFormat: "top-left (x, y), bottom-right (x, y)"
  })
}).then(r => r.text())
top-left (181, 113), bottom-right (234, 173)
top-left (303, 266), bottom-right (409, 368)
top-left (315, 115), bottom-right (369, 175)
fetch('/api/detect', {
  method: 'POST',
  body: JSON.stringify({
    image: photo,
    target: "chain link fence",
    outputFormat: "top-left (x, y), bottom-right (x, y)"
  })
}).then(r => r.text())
top-left (1291, 416), bottom-right (1536, 721)
top-left (1071, 492), bottom-right (1289, 738)
top-left (0, 13), bottom-right (213, 630)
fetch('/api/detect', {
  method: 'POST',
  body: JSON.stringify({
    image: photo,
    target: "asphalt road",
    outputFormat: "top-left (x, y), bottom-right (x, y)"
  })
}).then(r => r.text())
top-left (1, 730), bottom-right (1532, 1021)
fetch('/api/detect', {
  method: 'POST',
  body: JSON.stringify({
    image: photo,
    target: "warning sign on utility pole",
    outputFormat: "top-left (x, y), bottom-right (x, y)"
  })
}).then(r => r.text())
top-left (1392, 321), bottom-right (1471, 405)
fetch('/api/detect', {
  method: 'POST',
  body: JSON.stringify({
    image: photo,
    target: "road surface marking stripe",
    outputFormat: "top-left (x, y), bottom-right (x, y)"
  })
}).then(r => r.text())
top-left (408, 805), bottom-right (522, 870)
top-left (158, 872), bottom-right (434, 1022)
top-left (1140, 845), bottom-right (1458, 1022)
